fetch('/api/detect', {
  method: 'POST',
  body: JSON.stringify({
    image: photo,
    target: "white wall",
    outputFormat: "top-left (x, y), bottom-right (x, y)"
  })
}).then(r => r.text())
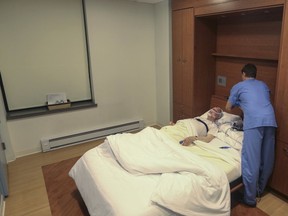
top-left (0, 89), bottom-right (15, 161)
top-left (3, 0), bottom-right (171, 161)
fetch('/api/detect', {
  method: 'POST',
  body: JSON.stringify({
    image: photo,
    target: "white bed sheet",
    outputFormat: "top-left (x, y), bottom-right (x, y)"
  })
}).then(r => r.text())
top-left (69, 126), bottom-right (242, 216)
top-left (69, 140), bottom-right (179, 216)
top-left (184, 138), bottom-right (241, 182)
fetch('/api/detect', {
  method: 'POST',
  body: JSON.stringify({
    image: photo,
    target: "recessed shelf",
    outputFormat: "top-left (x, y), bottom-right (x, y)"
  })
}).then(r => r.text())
top-left (212, 53), bottom-right (278, 61)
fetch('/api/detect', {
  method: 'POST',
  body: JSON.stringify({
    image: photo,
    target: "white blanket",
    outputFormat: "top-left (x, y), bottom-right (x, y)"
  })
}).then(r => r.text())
top-left (107, 127), bottom-right (230, 216)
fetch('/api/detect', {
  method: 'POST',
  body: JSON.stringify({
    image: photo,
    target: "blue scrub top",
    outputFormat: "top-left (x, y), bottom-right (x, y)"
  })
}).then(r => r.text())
top-left (228, 79), bottom-right (277, 130)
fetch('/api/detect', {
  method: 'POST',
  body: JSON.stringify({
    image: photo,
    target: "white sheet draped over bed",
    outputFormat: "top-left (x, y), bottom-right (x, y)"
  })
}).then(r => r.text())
top-left (107, 127), bottom-right (231, 216)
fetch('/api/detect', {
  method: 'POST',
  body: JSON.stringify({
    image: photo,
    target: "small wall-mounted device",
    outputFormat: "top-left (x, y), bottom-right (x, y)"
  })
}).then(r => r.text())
top-left (217, 75), bottom-right (227, 87)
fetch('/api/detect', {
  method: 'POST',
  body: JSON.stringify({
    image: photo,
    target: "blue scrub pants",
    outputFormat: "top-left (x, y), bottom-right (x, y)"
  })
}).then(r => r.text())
top-left (242, 126), bottom-right (275, 205)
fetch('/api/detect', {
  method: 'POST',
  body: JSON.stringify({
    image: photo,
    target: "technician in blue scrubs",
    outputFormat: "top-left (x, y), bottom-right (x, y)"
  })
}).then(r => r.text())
top-left (226, 63), bottom-right (277, 207)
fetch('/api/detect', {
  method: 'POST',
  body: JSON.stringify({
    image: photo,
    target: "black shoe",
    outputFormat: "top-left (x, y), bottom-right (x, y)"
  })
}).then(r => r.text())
top-left (239, 199), bottom-right (257, 208)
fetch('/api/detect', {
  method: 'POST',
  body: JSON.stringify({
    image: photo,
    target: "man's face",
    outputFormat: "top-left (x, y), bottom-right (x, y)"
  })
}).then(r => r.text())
top-left (207, 107), bottom-right (223, 122)
top-left (207, 115), bottom-right (215, 122)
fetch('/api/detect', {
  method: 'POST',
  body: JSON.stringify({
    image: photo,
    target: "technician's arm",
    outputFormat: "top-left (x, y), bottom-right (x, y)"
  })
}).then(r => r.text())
top-left (225, 101), bottom-right (233, 111)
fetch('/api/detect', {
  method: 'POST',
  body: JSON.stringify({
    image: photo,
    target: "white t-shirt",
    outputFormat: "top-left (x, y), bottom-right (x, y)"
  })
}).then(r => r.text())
top-left (195, 117), bottom-right (219, 137)
top-left (160, 117), bottom-right (219, 143)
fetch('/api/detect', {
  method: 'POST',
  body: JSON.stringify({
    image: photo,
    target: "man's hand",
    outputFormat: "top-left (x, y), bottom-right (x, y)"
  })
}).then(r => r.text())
top-left (182, 136), bottom-right (197, 146)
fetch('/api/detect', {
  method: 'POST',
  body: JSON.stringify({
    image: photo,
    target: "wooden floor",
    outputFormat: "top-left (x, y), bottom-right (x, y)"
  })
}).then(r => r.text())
top-left (4, 139), bottom-right (288, 216)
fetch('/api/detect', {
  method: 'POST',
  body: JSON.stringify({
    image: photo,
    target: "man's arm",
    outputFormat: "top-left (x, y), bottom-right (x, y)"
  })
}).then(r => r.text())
top-left (198, 134), bottom-right (215, 143)
top-left (182, 134), bottom-right (215, 146)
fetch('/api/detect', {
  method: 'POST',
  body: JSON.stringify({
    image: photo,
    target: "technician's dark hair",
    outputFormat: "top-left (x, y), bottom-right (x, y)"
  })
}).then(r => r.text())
top-left (241, 63), bottom-right (257, 78)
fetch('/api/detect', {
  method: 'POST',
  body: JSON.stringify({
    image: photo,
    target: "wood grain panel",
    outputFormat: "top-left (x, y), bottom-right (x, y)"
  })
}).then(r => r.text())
top-left (172, 0), bottom-right (194, 10)
top-left (270, 140), bottom-right (288, 196)
top-left (182, 8), bottom-right (194, 110)
top-left (214, 58), bottom-right (278, 102)
top-left (194, 17), bottom-right (217, 116)
top-left (274, 0), bottom-right (288, 142)
top-left (172, 10), bottom-right (184, 105)
top-left (172, 8), bottom-right (195, 122)
top-left (194, 0), bottom-right (284, 16)
top-left (172, 0), bottom-right (235, 11)
top-left (216, 7), bottom-right (283, 60)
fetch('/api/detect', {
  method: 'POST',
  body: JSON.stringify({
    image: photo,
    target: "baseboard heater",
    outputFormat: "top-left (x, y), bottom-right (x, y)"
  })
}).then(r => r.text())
top-left (41, 120), bottom-right (144, 152)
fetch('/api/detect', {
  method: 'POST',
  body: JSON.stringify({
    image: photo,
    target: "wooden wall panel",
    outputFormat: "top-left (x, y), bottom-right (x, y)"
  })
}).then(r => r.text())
top-left (172, 0), bottom-right (235, 11)
top-left (214, 59), bottom-right (278, 102)
top-left (270, 140), bottom-right (288, 196)
top-left (193, 18), bottom-right (217, 116)
top-left (172, 8), bottom-right (195, 121)
top-left (216, 8), bottom-right (283, 60)
top-left (172, 0), bottom-right (194, 10)
top-left (194, 0), bottom-right (284, 16)
top-left (172, 10), bottom-right (184, 106)
top-left (274, 0), bottom-right (288, 143)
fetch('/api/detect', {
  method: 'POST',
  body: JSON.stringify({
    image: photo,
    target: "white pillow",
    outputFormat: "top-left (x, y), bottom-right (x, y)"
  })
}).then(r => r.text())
top-left (218, 112), bottom-right (242, 124)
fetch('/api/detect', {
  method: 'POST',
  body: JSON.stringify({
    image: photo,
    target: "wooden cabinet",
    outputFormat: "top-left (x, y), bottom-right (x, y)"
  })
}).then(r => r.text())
top-left (172, 8), bottom-right (194, 121)
top-left (270, 140), bottom-right (288, 196)
top-left (172, 0), bottom-right (288, 196)
top-left (270, 0), bottom-right (288, 196)
top-left (172, 7), bottom-right (215, 121)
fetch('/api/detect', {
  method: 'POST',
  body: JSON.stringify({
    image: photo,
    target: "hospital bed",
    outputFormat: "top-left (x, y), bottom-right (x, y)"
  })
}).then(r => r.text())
top-left (69, 103), bottom-right (243, 216)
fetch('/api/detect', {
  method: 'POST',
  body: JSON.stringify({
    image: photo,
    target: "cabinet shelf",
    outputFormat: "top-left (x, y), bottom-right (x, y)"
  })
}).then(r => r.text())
top-left (212, 53), bottom-right (278, 62)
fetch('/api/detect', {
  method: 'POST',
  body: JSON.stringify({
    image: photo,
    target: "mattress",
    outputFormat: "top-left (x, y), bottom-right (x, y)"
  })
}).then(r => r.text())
top-left (69, 124), bottom-right (243, 216)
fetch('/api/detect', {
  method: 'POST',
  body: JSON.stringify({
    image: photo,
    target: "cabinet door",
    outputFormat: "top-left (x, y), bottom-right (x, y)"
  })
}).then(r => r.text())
top-left (172, 10), bottom-right (184, 107)
top-left (270, 1), bottom-right (288, 195)
top-left (182, 8), bottom-right (194, 111)
top-left (172, 8), bottom-right (194, 122)
top-left (270, 140), bottom-right (288, 196)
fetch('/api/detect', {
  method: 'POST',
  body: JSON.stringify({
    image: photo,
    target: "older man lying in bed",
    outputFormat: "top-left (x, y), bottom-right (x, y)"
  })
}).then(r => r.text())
top-left (161, 107), bottom-right (240, 145)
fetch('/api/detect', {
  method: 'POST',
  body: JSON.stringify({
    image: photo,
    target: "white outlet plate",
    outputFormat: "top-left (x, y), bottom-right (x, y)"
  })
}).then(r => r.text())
top-left (217, 75), bottom-right (226, 87)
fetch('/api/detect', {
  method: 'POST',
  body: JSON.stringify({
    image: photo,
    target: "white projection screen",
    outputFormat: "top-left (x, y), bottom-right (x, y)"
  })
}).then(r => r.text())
top-left (0, 0), bottom-right (92, 112)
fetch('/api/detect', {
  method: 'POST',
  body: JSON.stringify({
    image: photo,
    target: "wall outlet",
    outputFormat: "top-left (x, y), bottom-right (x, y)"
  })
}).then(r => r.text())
top-left (217, 75), bottom-right (227, 87)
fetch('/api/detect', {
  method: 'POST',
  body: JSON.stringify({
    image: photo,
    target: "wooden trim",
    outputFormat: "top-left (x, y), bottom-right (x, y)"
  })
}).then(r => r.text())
top-left (195, 0), bottom-right (284, 16)
top-left (172, 0), bottom-right (238, 11)
top-left (172, 0), bottom-right (194, 10)
top-left (275, 2), bottom-right (288, 106)
top-left (274, 1), bottom-right (288, 142)
top-left (211, 53), bottom-right (279, 62)
top-left (231, 183), bottom-right (244, 193)
top-left (172, 0), bottom-right (284, 12)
